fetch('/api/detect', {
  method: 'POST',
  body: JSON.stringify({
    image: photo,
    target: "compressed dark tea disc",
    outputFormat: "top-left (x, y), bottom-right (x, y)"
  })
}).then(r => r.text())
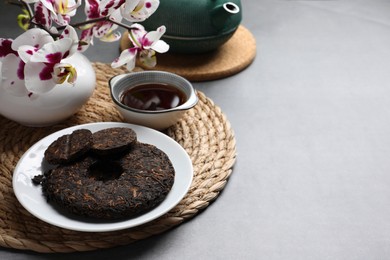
top-left (44, 129), bottom-right (93, 165)
top-left (91, 127), bottom-right (137, 156)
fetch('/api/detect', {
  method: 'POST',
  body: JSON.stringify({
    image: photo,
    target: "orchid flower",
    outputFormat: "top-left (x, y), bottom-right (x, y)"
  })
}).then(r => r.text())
top-left (22, 28), bottom-right (79, 94)
top-left (59, 24), bottom-right (80, 54)
top-left (1, 0), bottom-right (168, 98)
top-left (0, 38), bottom-right (27, 96)
top-left (120, 0), bottom-right (159, 22)
top-left (0, 26), bottom-right (79, 97)
top-left (111, 23), bottom-right (168, 71)
top-left (0, 28), bottom-right (53, 96)
top-left (32, 1), bottom-right (53, 30)
top-left (34, 0), bottom-right (82, 27)
top-left (78, 0), bottom-right (123, 52)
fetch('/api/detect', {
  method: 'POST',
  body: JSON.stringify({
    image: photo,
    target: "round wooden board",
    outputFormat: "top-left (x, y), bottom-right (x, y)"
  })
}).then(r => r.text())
top-left (120, 25), bottom-right (256, 81)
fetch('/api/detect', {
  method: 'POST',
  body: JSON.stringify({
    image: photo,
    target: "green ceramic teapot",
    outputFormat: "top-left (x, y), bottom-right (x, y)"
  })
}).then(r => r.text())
top-left (141, 0), bottom-right (242, 54)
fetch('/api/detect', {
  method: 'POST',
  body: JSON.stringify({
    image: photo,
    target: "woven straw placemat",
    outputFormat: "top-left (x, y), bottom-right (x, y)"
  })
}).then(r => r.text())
top-left (0, 63), bottom-right (236, 253)
top-left (120, 25), bottom-right (256, 81)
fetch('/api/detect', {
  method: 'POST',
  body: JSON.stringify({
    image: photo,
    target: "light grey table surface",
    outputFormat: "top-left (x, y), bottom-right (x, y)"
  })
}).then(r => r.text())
top-left (1, 0), bottom-right (390, 259)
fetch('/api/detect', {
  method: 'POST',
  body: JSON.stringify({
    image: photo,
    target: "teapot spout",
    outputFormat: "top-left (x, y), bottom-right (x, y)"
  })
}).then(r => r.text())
top-left (211, 2), bottom-right (240, 30)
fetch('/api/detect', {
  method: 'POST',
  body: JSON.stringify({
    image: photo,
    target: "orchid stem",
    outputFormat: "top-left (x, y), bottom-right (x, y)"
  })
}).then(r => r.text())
top-left (57, 16), bottom-right (138, 32)
top-left (57, 17), bottom-right (107, 30)
top-left (109, 19), bottom-right (138, 32)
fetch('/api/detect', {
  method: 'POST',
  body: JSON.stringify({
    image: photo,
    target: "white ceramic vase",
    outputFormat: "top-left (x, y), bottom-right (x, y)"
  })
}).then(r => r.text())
top-left (0, 53), bottom-right (96, 127)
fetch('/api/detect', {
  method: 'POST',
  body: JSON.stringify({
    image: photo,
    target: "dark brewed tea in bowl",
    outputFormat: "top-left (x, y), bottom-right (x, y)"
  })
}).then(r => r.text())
top-left (109, 71), bottom-right (198, 130)
top-left (120, 83), bottom-right (187, 111)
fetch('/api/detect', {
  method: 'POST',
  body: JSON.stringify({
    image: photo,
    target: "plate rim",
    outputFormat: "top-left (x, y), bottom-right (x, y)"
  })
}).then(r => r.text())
top-left (12, 122), bottom-right (193, 232)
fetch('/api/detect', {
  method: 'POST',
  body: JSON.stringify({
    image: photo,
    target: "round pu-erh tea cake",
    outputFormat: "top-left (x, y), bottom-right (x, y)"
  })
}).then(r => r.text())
top-left (37, 127), bottom-right (175, 220)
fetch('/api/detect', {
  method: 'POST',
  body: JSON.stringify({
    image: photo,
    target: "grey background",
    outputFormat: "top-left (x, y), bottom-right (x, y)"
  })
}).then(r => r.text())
top-left (1, 0), bottom-right (390, 259)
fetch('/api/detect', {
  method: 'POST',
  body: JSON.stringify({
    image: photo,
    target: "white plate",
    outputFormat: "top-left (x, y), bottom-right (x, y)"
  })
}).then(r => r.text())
top-left (12, 122), bottom-right (193, 232)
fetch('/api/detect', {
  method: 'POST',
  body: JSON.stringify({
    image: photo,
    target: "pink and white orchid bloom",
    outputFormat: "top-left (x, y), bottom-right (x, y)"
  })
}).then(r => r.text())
top-left (120, 0), bottom-right (159, 22)
top-left (0, 27), bottom-right (79, 97)
top-left (22, 29), bottom-right (79, 94)
top-left (0, 28), bottom-right (53, 96)
top-left (1, 0), bottom-right (168, 100)
top-left (111, 24), bottom-right (168, 71)
top-left (32, 1), bottom-right (53, 30)
top-left (0, 38), bottom-right (27, 96)
top-left (36, 0), bottom-right (82, 26)
top-left (23, 37), bottom-right (77, 94)
top-left (78, 0), bottom-right (123, 52)
top-left (59, 25), bottom-right (80, 54)
top-left (13, 28), bottom-right (54, 62)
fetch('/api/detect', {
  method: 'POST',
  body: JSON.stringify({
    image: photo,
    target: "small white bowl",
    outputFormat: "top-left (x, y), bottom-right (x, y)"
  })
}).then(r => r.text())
top-left (109, 71), bottom-right (198, 130)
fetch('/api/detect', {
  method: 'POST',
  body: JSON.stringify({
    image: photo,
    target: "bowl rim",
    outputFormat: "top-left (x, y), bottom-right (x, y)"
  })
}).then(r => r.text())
top-left (109, 71), bottom-right (198, 115)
